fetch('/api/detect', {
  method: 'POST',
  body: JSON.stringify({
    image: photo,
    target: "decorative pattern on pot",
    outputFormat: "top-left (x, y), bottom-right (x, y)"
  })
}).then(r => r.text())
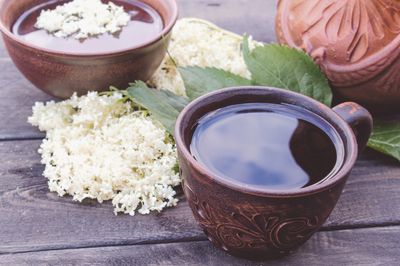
top-left (276, 0), bottom-right (400, 111)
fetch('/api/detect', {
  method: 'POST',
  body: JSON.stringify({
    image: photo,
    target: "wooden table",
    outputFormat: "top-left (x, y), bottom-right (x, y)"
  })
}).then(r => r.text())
top-left (1, 1), bottom-right (399, 265)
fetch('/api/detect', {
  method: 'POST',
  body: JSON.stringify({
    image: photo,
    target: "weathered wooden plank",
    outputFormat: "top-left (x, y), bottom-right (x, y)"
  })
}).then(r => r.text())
top-left (0, 0), bottom-right (277, 140)
top-left (179, 0), bottom-right (278, 43)
top-left (1, 226), bottom-right (399, 265)
top-left (0, 140), bottom-right (203, 254)
top-left (0, 39), bottom-right (7, 58)
top-left (0, 61), bottom-right (51, 140)
top-left (326, 149), bottom-right (400, 229)
top-left (0, 140), bottom-right (399, 253)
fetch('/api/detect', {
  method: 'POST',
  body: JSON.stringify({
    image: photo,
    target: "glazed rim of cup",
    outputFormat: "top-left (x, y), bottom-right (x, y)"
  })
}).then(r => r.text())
top-left (175, 86), bottom-right (359, 198)
top-left (0, 0), bottom-right (178, 57)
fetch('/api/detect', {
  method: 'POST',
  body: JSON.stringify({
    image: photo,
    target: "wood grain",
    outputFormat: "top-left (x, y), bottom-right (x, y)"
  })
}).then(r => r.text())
top-left (1, 226), bottom-right (399, 265)
top-left (0, 140), bottom-right (202, 254)
top-left (0, 140), bottom-right (399, 254)
top-left (0, 61), bottom-right (51, 140)
top-left (179, 0), bottom-right (277, 42)
top-left (0, 38), bottom-right (6, 58)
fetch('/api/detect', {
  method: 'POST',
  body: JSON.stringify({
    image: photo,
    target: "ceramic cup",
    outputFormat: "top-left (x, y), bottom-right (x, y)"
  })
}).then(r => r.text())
top-left (174, 86), bottom-right (372, 260)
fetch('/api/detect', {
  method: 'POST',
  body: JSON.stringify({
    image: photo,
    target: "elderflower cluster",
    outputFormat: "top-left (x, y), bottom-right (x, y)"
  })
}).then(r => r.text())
top-left (149, 18), bottom-right (259, 95)
top-left (35, 0), bottom-right (131, 39)
top-left (28, 92), bottom-right (180, 215)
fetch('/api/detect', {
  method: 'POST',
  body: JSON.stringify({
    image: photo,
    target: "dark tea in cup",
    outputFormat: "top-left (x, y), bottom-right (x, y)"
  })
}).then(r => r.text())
top-left (190, 103), bottom-right (344, 191)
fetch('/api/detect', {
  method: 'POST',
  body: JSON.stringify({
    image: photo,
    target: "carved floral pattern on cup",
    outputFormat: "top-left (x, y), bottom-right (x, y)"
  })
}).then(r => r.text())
top-left (184, 184), bottom-right (320, 252)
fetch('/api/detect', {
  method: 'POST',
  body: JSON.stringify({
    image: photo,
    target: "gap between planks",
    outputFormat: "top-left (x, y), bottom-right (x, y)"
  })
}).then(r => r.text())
top-left (0, 236), bottom-right (206, 256)
top-left (0, 136), bottom-right (43, 142)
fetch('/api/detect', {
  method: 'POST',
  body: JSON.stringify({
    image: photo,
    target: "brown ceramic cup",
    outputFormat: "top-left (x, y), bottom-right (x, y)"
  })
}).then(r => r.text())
top-left (0, 0), bottom-right (178, 99)
top-left (175, 87), bottom-right (372, 260)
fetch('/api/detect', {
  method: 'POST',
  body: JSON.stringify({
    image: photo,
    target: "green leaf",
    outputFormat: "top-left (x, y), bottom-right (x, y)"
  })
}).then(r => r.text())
top-left (242, 37), bottom-right (332, 106)
top-left (153, 89), bottom-right (189, 112)
top-left (179, 66), bottom-right (252, 100)
top-left (368, 120), bottom-right (400, 161)
top-left (127, 81), bottom-right (189, 135)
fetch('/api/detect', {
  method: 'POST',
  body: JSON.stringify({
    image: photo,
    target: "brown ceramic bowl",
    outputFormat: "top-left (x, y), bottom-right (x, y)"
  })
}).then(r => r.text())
top-left (175, 87), bottom-right (372, 260)
top-left (0, 0), bottom-right (178, 99)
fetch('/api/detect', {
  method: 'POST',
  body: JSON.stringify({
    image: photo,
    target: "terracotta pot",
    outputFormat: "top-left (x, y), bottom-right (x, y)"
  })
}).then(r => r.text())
top-left (0, 0), bottom-right (178, 99)
top-left (276, 0), bottom-right (400, 113)
top-left (175, 86), bottom-right (372, 259)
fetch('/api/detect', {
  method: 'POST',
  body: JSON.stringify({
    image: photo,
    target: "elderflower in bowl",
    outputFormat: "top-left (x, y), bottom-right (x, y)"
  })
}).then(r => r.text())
top-left (0, 0), bottom-right (178, 99)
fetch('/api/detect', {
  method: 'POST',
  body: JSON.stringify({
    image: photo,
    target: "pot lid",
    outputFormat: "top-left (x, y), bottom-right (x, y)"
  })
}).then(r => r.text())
top-left (277, 0), bottom-right (400, 66)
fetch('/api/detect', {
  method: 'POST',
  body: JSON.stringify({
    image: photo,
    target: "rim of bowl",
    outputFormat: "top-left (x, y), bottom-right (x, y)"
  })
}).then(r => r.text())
top-left (0, 0), bottom-right (179, 57)
top-left (175, 86), bottom-right (359, 198)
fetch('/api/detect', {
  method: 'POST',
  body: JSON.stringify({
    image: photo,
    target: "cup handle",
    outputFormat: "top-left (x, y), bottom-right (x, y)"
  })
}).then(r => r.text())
top-left (332, 102), bottom-right (373, 153)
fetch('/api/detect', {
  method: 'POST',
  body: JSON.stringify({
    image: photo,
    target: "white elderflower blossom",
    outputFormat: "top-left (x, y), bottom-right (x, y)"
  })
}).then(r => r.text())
top-left (149, 18), bottom-right (259, 96)
top-left (35, 0), bottom-right (131, 39)
top-left (29, 92), bottom-right (180, 216)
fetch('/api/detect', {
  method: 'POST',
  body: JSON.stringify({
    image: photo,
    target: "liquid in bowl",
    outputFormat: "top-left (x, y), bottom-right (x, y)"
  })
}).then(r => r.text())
top-left (12, 0), bottom-right (164, 54)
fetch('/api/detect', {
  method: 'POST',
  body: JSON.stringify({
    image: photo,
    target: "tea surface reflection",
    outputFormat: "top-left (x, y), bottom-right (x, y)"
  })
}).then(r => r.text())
top-left (190, 103), bottom-right (340, 191)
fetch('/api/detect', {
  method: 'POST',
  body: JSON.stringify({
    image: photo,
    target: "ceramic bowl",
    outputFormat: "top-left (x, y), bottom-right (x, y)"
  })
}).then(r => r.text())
top-left (0, 0), bottom-right (178, 98)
